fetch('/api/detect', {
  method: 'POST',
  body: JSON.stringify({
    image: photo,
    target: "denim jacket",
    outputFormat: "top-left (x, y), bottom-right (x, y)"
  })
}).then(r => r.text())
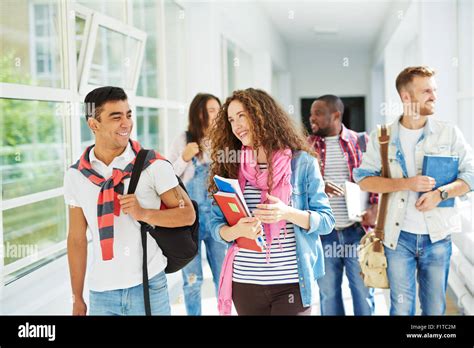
top-left (353, 116), bottom-right (474, 250)
top-left (209, 151), bottom-right (335, 307)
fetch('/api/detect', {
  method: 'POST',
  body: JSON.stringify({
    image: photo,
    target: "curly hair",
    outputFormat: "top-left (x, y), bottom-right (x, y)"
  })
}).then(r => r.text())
top-left (208, 88), bottom-right (315, 194)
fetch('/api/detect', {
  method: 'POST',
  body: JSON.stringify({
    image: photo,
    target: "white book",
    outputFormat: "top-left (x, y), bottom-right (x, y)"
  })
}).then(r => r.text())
top-left (213, 175), bottom-right (251, 216)
top-left (344, 181), bottom-right (369, 222)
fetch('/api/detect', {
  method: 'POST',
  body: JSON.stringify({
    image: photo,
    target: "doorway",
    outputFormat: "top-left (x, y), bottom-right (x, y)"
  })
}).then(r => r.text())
top-left (301, 96), bottom-right (366, 134)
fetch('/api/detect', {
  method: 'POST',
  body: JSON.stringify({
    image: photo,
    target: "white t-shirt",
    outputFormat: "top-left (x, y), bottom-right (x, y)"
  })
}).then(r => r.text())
top-left (399, 123), bottom-right (428, 234)
top-left (63, 143), bottom-right (178, 291)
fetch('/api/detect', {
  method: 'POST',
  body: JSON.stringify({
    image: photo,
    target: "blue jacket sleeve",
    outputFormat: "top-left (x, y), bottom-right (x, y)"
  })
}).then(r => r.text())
top-left (353, 129), bottom-right (382, 183)
top-left (209, 202), bottom-right (234, 246)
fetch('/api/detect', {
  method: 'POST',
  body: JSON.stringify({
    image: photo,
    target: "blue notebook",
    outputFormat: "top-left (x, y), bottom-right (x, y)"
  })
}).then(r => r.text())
top-left (421, 155), bottom-right (459, 208)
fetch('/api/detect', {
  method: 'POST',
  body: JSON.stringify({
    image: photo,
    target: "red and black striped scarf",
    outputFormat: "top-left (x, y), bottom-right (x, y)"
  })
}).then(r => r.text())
top-left (71, 140), bottom-right (166, 261)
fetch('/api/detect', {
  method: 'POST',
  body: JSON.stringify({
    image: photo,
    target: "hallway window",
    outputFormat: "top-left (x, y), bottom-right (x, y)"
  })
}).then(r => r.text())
top-left (0, 0), bottom-right (63, 88)
top-left (222, 38), bottom-right (253, 96)
top-left (137, 107), bottom-right (162, 152)
top-left (79, 13), bottom-right (146, 94)
top-left (133, 0), bottom-right (162, 98)
top-left (0, 99), bottom-right (65, 200)
top-left (3, 197), bottom-right (66, 277)
top-left (164, 0), bottom-right (186, 102)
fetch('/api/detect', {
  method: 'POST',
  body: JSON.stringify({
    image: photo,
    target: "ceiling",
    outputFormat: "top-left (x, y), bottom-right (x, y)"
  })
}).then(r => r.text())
top-left (259, 0), bottom-right (398, 50)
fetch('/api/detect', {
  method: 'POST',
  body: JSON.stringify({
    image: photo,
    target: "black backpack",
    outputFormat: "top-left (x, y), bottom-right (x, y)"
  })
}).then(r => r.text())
top-left (127, 149), bottom-right (199, 315)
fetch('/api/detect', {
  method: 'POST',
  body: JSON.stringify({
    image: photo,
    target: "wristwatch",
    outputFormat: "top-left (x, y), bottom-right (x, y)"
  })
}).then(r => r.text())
top-left (437, 187), bottom-right (449, 201)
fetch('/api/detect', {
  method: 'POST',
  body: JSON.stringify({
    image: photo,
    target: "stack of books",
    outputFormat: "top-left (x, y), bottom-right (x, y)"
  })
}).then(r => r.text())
top-left (213, 175), bottom-right (265, 252)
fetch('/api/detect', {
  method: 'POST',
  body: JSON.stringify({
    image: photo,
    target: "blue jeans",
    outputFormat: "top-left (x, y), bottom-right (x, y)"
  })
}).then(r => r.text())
top-left (317, 224), bottom-right (375, 315)
top-left (181, 159), bottom-right (227, 315)
top-left (181, 210), bottom-right (227, 315)
top-left (386, 231), bottom-right (452, 315)
top-left (89, 271), bottom-right (170, 315)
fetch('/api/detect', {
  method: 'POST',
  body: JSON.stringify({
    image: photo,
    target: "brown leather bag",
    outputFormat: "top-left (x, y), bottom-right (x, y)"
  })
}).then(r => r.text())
top-left (358, 124), bottom-right (390, 289)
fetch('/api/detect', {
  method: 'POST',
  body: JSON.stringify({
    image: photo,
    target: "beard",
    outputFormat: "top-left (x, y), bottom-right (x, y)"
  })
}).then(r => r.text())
top-left (419, 102), bottom-right (435, 116)
top-left (314, 126), bottom-right (332, 137)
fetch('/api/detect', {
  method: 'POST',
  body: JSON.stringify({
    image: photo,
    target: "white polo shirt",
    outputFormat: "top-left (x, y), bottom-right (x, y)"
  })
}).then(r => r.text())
top-left (63, 143), bottom-right (178, 292)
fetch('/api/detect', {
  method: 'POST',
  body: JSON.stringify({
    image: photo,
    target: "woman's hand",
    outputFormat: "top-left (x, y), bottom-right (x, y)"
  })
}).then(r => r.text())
top-left (182, 142), bottom-right (200, 162)
top-left (234, 217), bottom-right (263, 239)
top-left (253, 194), bottom-right (290, 224)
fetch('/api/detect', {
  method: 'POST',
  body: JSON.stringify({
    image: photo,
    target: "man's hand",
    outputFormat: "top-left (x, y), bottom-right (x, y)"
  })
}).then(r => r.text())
top-left (182, 142), bottom-right (200, 162)
top-left (361, 203), bottom-right (378, 227)
top-left (325, 181), bottom-right (345, 198)
top-left (118, 194), bottom-right (146, 221)
top-left (408, 176), bottom-right (436, 192)
top-left (72, 296), bottom-right (87, 316)
top-left (415, 190), bottom-right (442, 212)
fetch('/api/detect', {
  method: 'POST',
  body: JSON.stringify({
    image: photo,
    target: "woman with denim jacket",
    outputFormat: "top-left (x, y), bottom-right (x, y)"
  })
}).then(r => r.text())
top-left (168, 93), bottom-right (227, 316)
top-left (207, 88), bottom-right (335, 315)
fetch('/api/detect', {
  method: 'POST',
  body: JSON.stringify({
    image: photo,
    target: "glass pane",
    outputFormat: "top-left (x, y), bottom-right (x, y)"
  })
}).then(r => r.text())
top-left (133, 0), bottom-right (160, 98)
top-left (164, 1), bottom-right (186, 102)
top-left (166, 108), bottom-right (186, 151)
top-left (3, 196), bottom-right (66, 266)
top-left (0, 99), bottom-right (65, 200)
top-left (88, 26), bottom-right (140, 90)
top-left (77, 0), bottom-right (126, 21)
top-left (0, 0), bottom-right (63, 87)
top-left (75, 16), bottom-right (86, 63)
top-left (79, 102), bottom-right (94, 150)
top-left (136, 107), bottom-right (162, 152)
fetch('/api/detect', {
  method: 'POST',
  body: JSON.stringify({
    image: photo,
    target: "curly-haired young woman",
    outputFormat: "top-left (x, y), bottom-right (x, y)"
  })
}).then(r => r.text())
top-left (208, 88), bottom-right (335, 315)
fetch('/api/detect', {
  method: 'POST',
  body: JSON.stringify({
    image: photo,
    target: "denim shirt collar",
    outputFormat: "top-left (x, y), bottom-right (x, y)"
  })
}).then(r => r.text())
top-left (390, 115), bottom-right (436, 145)
top-left (389, 115), bottom-right (436, 178)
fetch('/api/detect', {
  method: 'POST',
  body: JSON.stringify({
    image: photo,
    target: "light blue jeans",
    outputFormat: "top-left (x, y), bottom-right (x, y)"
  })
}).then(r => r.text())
top-left (181, 216), bottom-right (226, 315)
top-left (89, 271), bottom-right (170, 315)
top-left (181, 158), bottom-right (227, 315)
top-left (317, 224), bottom-right (375, 315)
top-left (386, 231), bottom-right (452, 315)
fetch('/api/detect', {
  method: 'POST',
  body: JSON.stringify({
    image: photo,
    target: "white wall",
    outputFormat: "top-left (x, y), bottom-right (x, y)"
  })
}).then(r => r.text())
top-left (183, 1), bottom-right (289, 104)
top-left (419, 0), bottom-right (458, 124)
top-left (289, 44), bottom-right (371, 128)
top-left (371, 0), bottom-right (459, 126)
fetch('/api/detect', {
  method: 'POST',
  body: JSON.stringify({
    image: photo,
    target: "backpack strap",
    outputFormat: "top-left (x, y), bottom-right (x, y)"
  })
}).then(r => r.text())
top-left (357, 132), bottom-right (367, 153)
top-left (373, 125), bottom-right (391, 251)
top-left (127, 149), bottom-right (153, 316)
top-left (185, 131), bottom-right (194, 144)
top-left (128, 149), bottom-right (148, 195)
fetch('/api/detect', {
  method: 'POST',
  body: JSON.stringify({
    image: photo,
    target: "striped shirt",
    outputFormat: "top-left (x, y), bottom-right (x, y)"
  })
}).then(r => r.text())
top-left (232, 164), bottom-right (299, 285)
top-left (323, 135), bottom-right (352, 228)
top-left (308, 124), bottom-right (378, 206)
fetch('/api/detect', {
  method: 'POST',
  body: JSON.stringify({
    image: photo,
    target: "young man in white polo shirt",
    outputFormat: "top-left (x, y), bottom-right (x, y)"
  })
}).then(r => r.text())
top-left (64, 86), bottom-right (196, 315)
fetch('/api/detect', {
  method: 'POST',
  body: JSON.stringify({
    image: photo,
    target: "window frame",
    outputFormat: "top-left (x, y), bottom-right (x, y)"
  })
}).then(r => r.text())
top-left (78, 11), bottom-right (147, 97)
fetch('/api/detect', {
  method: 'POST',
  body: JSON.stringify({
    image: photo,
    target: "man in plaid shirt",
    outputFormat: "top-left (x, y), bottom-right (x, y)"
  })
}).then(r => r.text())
top-left (308, 95), bottom-right (378, 316)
